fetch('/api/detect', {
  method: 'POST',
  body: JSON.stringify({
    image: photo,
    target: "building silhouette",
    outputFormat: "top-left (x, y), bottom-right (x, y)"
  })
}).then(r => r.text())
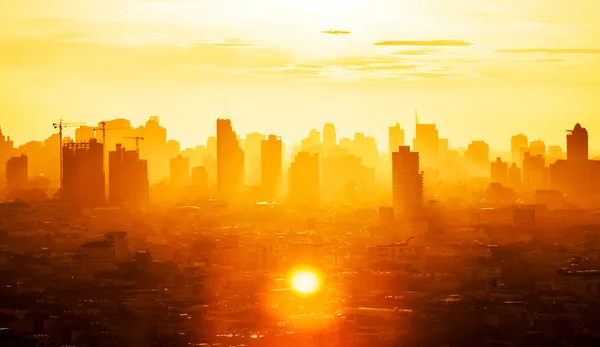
top-left (567, 123), bottom-right (588, 161)
top-left (491, 157), bottom-right (509, 186)
top-left (392, 146), bottom-right (423, 220)
top-left (288, 151), bottom-right (319, 205)
top-left (191, 166), bottom-right (208, 194)
top-left (170, 154), bottom-right (190, 188)
top-left (438, 138), bottom-right (449, 157)
top-left (6, 154), bottom-right (28, 190)
top-left (511, 134), bottom-right (528, 166)
top-left (108, 144), bottom-right (149, 207)
top-left (75, 126), bottom-right (95, 143)
top-left (413, 123), bottom-right (439, 168)
top-left (465, 141), bottom-right (490, 174)
top-left (508, 163), bottom-right (522, 188)
top-left (522, 152), bottom-right (547, 190)
top-left (137, 116), bottom-right (168, 183)
top-left (244, 132), bottom-right (265, 186)
top-left (62, 139), bottom-right (105, 206)
top-left (217, 119), bottom-right (245, 198)
top-left (547, 145), bottom-right (565, 164)
top-left (389, 123), bottom-right (405, 157)
top-left (261, 135), bottom-right (282, 201)
top-left (529, 140), bottom-right (546, 159)
top-left (323, 123), bottom-right (337, 151)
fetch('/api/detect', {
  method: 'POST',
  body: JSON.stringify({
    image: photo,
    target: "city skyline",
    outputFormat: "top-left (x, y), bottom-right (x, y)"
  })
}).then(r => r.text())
top-left (1, 0), bottom-right (600, 149)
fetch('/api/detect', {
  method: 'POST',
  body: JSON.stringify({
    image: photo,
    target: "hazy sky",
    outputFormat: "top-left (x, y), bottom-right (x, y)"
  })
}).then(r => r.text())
top-left (1, 0), bottom-right (600, 151)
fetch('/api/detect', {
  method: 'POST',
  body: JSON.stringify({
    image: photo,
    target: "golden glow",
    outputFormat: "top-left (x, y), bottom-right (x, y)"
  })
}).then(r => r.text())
top-left (290, 271), bottom-right (320, 294)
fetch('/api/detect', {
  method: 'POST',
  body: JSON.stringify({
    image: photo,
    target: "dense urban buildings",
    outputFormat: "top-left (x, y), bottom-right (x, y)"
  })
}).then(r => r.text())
top-left (169, 154), bottom-right (190, 188)
top-left (288, 151), bottom-right (319, 205)
top-left (108, 144), bottom-right (149, 207)
top-left (261, 134), bottom-right (283, 201)
top-left (5, 154), bottom-right (27, 190)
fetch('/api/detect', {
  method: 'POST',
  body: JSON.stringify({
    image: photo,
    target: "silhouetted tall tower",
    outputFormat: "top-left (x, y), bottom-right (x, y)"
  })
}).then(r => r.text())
top-left (490, 157), bottom-right (508, 185)
top-left (217, 119), bottom-right (245, 198)
top-left (465, 141), bottom-right (490, 174)
top-left (413, 123), bottom-right (438, 168)
top-left (529, 140), bottom-right (546, 159)
top-left (389, 123), bottom-right (405, 156)
top-left (6, 154), bottom-right (28, 190)
top-left (244, 132), bottom-right (265, 186)
top-left (261, 135), bottom-right (282, 201)
top-left (511, 134), bottom-right (528, 166)
top-left (62, 139), bottom-right (105, 206)
top-left (567, 123), bottom-right (588, 161)
top-left (522, 152), bottom-right (546, 189)
top-left (109, 144), bottom-right (149, 207)
top-left (170, 154), bottom-right (190, 188)
top-left (392, 146), bottom-right (423, 220)
top-left (191, 166), bottom-right (208, 194)
top-left (323, 123), bottom-right (337, 150)
top-left (288, 152), bottom-right (319, 205)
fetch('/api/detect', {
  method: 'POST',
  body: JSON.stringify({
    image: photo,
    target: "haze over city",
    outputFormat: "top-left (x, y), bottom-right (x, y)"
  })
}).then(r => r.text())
top-left (2, 1), bottom-right (600, 347)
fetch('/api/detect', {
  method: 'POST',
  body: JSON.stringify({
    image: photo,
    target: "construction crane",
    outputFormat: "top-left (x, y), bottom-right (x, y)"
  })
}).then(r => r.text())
top-left (93, 121), bottom-right (134, 194)
top-left (52, 120), bottom-right (87, 191)
top-left (123, 136), bottom-right (144, 152)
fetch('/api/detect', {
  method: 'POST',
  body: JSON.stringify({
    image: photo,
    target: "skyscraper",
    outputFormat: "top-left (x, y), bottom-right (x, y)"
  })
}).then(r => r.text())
top-left (217, 119), bottom-right (245, 198)
top-left (244, 132), bottom-right (266, 186)
top-left (136, 116), bottom-right (167, 183)
top-left (170, 154), bottom-right (190, 188)
top-left (6, 154), bottom-right (28, 190)
top-left (465, 141), bottom-right (490, 174)
top-left (490, 157), bottom-right (508, 185)
top-left (323, 123), bottom-right (337, 150)
top-left (508, 163), bottom-right (522, 188)
top-left (191, 166), bottom-right (208, 194)
top-left (392, 146), bottom-right (423, 220)
top-left (288, 152), bottom-right (319, 205)
top-left (511, 134), bottom-right (528, 166)
top-left (109, 144), bottom-right (149, 207)
top-left (413, 123), bottom-right (439, 168)
top-left (389, 123), bottom-right (405, 157)
top-left (529, 140), bottom-right (546, 159)
top-left (62, 139), bottom-right (105, 206)
top-left (522, 152), bottom-right (546, 189)
top-left (567, 123), bottom-right (588, 161)
top-left (261, 135), bottom-right (282, 201)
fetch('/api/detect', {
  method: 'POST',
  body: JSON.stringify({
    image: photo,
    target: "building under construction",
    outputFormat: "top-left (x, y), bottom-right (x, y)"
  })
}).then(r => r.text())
top-left (108, 144), bottom-right (149, 207)
top-left (62, 139), bottom-right (105, 206)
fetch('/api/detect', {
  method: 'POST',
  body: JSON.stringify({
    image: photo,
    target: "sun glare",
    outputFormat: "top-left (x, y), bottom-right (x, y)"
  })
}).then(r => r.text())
top-left (290, 271), bottom-right (320, 294)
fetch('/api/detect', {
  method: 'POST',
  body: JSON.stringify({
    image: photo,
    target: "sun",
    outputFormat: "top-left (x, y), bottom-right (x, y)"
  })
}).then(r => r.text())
top-left (290, 271), bottom-right (320, 294)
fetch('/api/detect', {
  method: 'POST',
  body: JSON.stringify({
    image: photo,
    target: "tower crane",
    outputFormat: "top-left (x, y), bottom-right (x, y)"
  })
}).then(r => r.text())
top-left (123, 136), bottom-right (145, 152)
top-left (52, 120), bottom-right (87, 192)
top-left (93, 121), bottom-right (134, 194)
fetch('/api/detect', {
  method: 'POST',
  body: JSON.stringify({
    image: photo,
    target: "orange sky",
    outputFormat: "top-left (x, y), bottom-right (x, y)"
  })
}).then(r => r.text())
top-left (1, 0), bottom-right (600, 151)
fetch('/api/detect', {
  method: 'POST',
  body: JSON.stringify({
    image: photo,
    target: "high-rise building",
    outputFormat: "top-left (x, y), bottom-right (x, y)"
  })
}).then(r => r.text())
top-left (323, 123), bottom-right (337, 150)
top-left (75, 126), bottom-right (95, 143)
top-left (6, 154), bottom-right (28, 190)
top-left (567, 123), bottom-right (588, 161)
top-left (261, 135), bottom-right (282, 201)
top-left (170, 154), bottom-right (190, 188)
top-left (0, 128), bottom-right (14, 185)
top-left (392, 146), bottom-right (423, 220)
top-left (522, 152), bottom-right (546, 189)
top-left (547, 145), bottom-right (564, 164)
top-left (511, 134), bottom-right (528, 166)
top-left (508, 163), bottom-right (522, 188)
top-left (529, 140), bottom-right (546, 159)
top-left (490, 157), bottom-right (508, 185)
top-left (136, 116), bottom-right (168, 183)
top-left (438, 138), bottom-right (449, 157)
top-left (108, 144), bottom-right (149, 207)
top-left (288, 152), bottom-right (319, 205)
top-left (389, 123), bottom-right (404, 156)
top-left (217, 119), bottom-right (245, 198)
top-left (62, 139), bottom-right (105, 206)
top-left (244, 132), bottom-right (266, 186)
top-left (465, 141), bottom-right (490, 174)
top-left (413, 123), bottom-right (439, 168)
top-left (191, 166), bottom-right (208, 194)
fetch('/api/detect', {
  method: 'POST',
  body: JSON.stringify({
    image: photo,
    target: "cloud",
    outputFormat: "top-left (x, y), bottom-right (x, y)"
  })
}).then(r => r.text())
top-left (392, 49), bottom-right (438, 55)
top-left (322, 30), bottom-right (351, 35)
top-left (186, 39), bottom-right (272, 48)
top-left (534, 58), bottom-right (566, 63)
top-left (374, 40), bottom-right (472, 47)
top-left (496, 48), bottom-right (600, 54)
top-left (352, 64), bottom-right (415, 71)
